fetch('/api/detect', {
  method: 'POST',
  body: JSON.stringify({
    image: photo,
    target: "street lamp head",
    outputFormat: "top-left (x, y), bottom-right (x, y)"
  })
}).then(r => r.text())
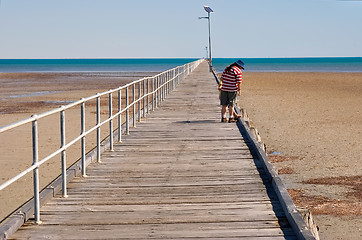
top-left (201, 6), bottom-right (213, 69)
top-left (204, 5), bottom-right (214, 13)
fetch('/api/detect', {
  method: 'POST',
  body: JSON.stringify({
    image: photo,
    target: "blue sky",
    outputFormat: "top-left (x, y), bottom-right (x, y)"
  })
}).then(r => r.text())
top-left (0, 0), bottom-right (361, 59)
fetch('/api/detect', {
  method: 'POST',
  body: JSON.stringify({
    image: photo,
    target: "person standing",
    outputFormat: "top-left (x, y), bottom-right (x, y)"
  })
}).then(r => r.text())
top-left (219, 60), bottom-right (244, 122)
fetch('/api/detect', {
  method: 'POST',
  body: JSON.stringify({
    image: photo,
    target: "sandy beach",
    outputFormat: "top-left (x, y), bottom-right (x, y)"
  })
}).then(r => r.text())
top-left (1, 71), bottom-right (361, 239)
top-left (238, 72), bottom-right (362, 240)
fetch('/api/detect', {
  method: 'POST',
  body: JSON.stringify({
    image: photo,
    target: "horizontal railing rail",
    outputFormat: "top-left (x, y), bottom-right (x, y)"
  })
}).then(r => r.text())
top-left (0, 59), bottom-right (203, 226)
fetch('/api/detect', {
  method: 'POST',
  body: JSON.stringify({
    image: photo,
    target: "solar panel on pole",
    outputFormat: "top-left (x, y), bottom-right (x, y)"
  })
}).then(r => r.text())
top-left (204, 6), bottom-right (213, 13)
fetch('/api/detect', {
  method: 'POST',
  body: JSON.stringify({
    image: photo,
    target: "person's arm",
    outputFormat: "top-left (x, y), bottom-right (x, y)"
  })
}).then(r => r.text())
top-left (237, 82), bottom-right (241, 96)
top-left (235, 68), bottom-right (242, 96)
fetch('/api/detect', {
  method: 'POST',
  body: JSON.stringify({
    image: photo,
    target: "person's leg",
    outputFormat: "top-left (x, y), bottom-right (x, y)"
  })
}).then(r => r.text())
top-left (232, 96), bottom-right (241, 119)
top-left (228, 92), bottom-right (238, 122)
top-left (221, 105), bottom-right (227, 122)
top-left (220, 91), bottom-right (228, 122)
top-left (228, 106), bottom-right (234, 119)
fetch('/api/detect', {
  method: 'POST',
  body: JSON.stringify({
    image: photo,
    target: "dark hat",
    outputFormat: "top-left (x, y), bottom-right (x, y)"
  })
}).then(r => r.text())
top-left (235, 60), bottom-right (245, 69)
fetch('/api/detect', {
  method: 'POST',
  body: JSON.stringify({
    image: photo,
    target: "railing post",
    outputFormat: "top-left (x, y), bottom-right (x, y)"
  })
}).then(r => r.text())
top-left (126, 87), bottom-right (130, 135)
top-left (161, 75), bottom-right (163, 102)
top-left (174, 68), bottom-right (176, 89)
top-left (109, 92), bottom-right (114, 151)
top-left (166, 73), bottom-right (168, 97)
top-left (160, 75), bottom-right (163, 102)
top-left (132, 84), bottom-right (136, 127)
top-left (165, 72), bottom-right (168, 97)
top-left (170, 70), bottom-right (172, 92)
top-left (147, 78), bottom-right (150, 114)
top-left (170, 70), bottom-right (172, 93)
top-left (60, 108), bottom-right (68, 197)
top-left (171, 69), bottom-right (174, 91)
top-left (178, 67), bottom-right (181, 84)
top-left (163, 73), bottom-right (165, 99)
top-left (81, 100), bottom-right (86, 177)
top-left (157, 75), bottom-right (160, 105)
top-left (155, 76), bottom-right (158, 108)
top-left (31, 115), bottom-right (41, 224)
top-left (159, 76), bottom-right (161, 106)
top-left (166, 71), bottom-right (169, 94)
top-left (143, 79), bottom-right (146, 117)
top-left (152, 77), bottom-right (155, 111)
top-left (162, 74), bottom-right (165, 101)
top-left (169, 70), bottom-right (171, 92)
top-left (177, 67), bottom-right (179, 84)
top-left (138, 82), bottom-right (141, 122)
top-left (171, 69), bottom-right (174, 90)
top-left (96, 94), bottom-right (101, 162)
top-left (165, 73), bottom-right (167, 98)
top-left (182, 65), bottom-right (184, 80)
top-left (118, 89), bottom-right (122, 142)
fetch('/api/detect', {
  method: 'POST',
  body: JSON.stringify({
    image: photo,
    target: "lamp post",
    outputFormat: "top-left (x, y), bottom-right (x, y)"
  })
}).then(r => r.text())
top-left (199, 5), bottom-right (214, 71)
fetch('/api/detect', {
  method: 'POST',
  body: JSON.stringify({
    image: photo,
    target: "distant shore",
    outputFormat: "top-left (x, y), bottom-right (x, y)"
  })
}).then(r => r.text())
top-left (0, 71), bottom-right (361, 239)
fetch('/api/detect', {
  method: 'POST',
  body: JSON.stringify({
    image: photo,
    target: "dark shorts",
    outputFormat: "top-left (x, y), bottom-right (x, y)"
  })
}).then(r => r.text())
top-left (220, 91), bottom-right (237, 106)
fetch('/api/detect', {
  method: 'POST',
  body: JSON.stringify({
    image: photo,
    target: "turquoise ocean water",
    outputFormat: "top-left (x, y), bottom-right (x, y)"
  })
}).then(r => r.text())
top-left (0, 57), bottom-right (362, 73)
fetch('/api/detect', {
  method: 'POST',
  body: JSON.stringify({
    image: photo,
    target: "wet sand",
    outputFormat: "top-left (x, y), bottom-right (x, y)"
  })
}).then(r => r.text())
top-left (238, 72), bottom-right (362, 240)
top-left (1, 71), bottom-right (361, 239)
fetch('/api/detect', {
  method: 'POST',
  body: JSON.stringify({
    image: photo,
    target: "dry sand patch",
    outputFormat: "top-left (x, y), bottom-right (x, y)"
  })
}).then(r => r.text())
top-left (238, 72), bottom-right (362, 239)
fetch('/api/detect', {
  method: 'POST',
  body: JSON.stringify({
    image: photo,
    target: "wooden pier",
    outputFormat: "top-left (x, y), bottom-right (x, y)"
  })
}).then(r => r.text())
top-left (9, 61), bottom-right (304, 239)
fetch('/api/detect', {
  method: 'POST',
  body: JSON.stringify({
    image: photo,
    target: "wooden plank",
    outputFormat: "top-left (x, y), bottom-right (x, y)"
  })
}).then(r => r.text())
top-left (13, 223), bottom-right (297, 240)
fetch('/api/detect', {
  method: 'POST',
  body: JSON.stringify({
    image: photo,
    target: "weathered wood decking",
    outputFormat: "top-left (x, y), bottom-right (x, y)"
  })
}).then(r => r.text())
top-left (10, 61), bottom-right (298, 239)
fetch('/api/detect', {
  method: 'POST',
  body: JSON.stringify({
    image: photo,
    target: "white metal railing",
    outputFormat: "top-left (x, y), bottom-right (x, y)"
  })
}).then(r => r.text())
top-left (0, 59), bottom-right (203, 223)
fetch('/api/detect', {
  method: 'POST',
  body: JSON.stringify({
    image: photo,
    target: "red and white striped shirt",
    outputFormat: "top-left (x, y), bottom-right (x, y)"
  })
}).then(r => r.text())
top-left (220, 66), bottom-right (242, 92)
